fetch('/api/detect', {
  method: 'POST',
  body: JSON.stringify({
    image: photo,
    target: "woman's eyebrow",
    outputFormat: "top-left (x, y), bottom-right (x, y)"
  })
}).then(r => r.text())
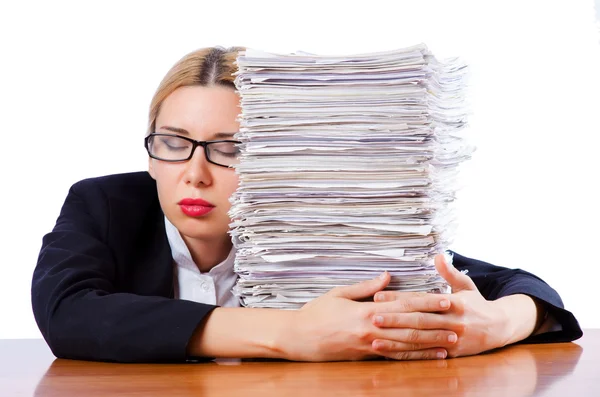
top-left (158, 126), bottom-right (236, 139)
top-left (212, 132), bottom-right (237, 139)
top-left (158, 125), bottom-right (189, 135)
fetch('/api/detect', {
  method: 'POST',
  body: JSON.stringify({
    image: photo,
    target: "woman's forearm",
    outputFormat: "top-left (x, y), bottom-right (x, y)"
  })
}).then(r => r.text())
top-left (186, 274), bottom-right (460, 362)
top-left (187, 307), bottom-right (296, 359)
top-left (493, 294), bottom-right (546, 346)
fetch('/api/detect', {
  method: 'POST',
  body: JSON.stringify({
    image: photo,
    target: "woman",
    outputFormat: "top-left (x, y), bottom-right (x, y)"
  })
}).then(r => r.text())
top-left (31, 46), bottom-right (582, 363)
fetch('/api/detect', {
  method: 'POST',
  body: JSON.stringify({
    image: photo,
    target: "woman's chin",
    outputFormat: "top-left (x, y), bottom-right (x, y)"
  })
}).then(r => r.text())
top-left (176, 220), bottom-right (230, 242)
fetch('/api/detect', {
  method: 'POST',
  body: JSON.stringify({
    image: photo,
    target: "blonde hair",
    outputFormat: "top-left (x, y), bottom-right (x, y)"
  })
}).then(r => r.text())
top-left (147, 46), bottom-right (245, 134)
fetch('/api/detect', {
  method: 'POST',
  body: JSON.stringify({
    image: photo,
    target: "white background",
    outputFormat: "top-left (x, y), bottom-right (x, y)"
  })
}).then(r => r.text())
top-left (0, 0), bottom-right (598, 338)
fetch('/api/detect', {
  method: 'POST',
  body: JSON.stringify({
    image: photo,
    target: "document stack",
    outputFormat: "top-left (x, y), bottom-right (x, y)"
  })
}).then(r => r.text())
top-left (229, 44), bottom-right (472, 309)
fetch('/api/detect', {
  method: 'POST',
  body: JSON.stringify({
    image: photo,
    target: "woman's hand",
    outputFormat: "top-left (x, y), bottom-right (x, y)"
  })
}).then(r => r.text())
top-left (284, 272), bottom-right (458, 362)
top-left (371, 254), bottom-right (542, 358)
top-left (195, 255), bottom-right (541, 361)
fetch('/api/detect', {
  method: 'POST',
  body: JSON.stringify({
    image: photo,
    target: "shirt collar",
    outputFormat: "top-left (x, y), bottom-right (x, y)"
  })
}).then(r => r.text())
top-left (164, 216), bottom-right (236, 277)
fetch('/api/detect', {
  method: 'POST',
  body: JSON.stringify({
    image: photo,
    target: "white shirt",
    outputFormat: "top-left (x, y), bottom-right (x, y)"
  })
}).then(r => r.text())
top-left (164, 216), bottom-right (240, 308)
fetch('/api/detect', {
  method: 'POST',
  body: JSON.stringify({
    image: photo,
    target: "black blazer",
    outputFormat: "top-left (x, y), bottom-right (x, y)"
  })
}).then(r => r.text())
top-left (32, 172), bottom-right (583, 363)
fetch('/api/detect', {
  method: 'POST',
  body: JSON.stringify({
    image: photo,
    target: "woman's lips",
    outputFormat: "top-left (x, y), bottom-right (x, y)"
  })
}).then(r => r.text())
top-left (178, 198), bottom-right (215, 217)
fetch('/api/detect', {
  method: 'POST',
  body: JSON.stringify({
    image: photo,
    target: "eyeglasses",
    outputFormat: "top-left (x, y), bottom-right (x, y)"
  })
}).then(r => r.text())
top-left (145, 133), bottom-right (241, 168)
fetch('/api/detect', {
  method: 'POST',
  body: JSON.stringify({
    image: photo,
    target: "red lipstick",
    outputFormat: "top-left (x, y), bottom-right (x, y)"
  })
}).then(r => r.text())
top-left (178, 198), bottom-right (215, 217)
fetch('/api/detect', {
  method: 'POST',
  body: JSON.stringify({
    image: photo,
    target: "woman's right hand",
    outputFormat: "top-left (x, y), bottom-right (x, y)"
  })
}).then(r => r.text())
top-left (283, 273), bottom-right (458, 362)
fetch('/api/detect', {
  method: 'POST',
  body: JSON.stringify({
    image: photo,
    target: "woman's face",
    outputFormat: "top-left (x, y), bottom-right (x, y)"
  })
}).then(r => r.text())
top-left (148, 85), bottom-right (240, 243)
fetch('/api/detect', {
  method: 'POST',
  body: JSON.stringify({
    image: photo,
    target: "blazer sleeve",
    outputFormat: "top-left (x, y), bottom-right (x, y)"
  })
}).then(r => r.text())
top-left (31, 179), bottom-right (216, 363)
top-left (450, 251), bottom-right (583, 343)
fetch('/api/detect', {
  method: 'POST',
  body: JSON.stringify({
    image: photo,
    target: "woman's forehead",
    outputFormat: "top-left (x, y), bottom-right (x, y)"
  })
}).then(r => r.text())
top-left (156, 85), bottom-right (240, 134)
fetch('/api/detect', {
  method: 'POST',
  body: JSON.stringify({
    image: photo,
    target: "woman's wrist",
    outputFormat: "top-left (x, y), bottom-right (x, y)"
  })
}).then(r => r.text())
top-left (491, 294), bottom-right (542, 346)
top-left (266, 308), bottom-right (299, 360)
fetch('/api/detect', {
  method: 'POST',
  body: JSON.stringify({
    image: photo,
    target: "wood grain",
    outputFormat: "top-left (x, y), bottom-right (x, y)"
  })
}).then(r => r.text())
top-left (1, 330), bottom-right (597, 397)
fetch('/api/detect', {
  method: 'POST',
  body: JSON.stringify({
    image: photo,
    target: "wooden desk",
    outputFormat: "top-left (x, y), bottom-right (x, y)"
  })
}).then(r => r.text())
top-left (1, 330), bottom-right (598, 396)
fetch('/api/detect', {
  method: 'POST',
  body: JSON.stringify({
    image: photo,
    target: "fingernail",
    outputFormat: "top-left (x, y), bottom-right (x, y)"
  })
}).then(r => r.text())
top-left (440, 299), bottom-right (450, 308)
top-left (448, 334), bottom-right (457, 343)
top-left (379, 272), bottom-right (387, 280)
top-left (375, 293), bottom-right (385, 302)
top-left (374, 315), bottom-right (384, 325)
top-left (443, 252), bottom-right (454, 268)
top-left (437, 351), bottom-right (447, 359)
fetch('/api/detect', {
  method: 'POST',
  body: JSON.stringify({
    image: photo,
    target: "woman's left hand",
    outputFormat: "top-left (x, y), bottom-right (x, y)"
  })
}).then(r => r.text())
top-left (371, 254), bottom-right (518, 358)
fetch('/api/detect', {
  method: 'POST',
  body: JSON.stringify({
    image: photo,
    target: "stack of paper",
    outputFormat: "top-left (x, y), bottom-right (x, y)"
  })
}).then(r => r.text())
top-left (229, 44), bottom-right (473, 309)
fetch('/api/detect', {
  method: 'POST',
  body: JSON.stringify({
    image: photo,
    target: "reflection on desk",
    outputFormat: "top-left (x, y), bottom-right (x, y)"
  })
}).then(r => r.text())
top-left (37, 342), bottom-right (583, 397)
top-left (1, 330), bottom-right (598, 397)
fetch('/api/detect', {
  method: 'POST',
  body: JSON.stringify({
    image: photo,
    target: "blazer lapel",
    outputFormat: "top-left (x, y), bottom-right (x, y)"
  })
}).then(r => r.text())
top-left (107, 175), bottom-right (175, 298)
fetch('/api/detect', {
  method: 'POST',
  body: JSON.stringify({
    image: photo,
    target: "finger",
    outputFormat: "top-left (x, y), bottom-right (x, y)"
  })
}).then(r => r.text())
top-left (435, 252), bottom-right (477, 293)
top-left (373, 292), bottom-right (451, 313)
top-left (372, 312), bottom-right (449, 330)
top-left (372, 341), bottom-right (448, 360)
top-left (330, 272), bottom-right (390, 300)
top-left (378, 349), bottom-right (448, 361)
top-left (374, 290), bottom-right (427, 302)
top-left (374, 328), bottom-right (458, 346)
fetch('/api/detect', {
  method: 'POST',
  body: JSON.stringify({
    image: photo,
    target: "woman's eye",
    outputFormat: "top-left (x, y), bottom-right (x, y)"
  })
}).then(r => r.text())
top-left (216, 151), bottom-right (238, 157)
top-left (212, 144), bottom-right (240, 157)
top-left (217, 148), bottom-right (239, 155)
top-left (166, 143), bottom-right (186, 151)
top-left (160, 138), bottom-right (189, 151)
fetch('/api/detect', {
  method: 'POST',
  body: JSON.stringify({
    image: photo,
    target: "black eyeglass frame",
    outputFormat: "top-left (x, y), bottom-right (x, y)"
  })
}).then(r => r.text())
top-left (144, 133), bottom-right (242, 168)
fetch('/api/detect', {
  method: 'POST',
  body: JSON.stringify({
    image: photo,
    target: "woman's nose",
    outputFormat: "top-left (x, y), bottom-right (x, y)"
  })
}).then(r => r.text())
top-left (184, 146), bottom-right (213, 187)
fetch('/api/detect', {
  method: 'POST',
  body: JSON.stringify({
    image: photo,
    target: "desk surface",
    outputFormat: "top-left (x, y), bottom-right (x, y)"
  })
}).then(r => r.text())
top-left (1, 330), bottom-right (598, 397)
